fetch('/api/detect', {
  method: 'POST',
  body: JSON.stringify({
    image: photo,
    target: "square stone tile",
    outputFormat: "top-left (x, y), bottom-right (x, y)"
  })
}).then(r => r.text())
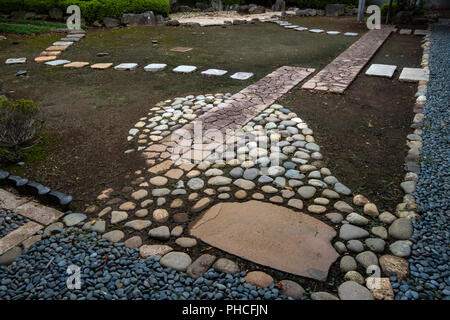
top-left (45, 59), bottom-right (71, 66)
top-left (91, 63), bottom-right (113, 70)
top-left (170, 47), bottom-right (193, 52)
top-left (34, 56), bottom-right (57, 63)
top-left (309, 29), bottom-right (324, 33)
top-left (5, 58), bottom-right (26, 64)
top-left (61, 37), bottom-right (80, 42)
top-left (114, 63), bottom-right (138, 71)
top-left (327, 31), bottom-right (341, 35)
top-left (63, 61), bottom-right (89, 68)
top-left (230, 72), bottom-right (254, 80)
top-left (144, 63), bottom-right (167, 72)
top-left (399, 29), bottom-right (412, 35)
top-left (344, 32), bottom-right (358, 36)
top-left (365, 64), bottom-right (397, 78)
top-left (399, 67), bottom-right (429, 82)
top-left (52, 41), bottom-right (73, 46)
top-left (414, 29), bottom-right (430, 36)
top-left (41, 50), bottom-right (61, 56)
top-left (173, 65), bottom-right (197, 73)
top-left (46, 45), bottom-right (68, 51)
top-left (0, 189), bottom-right (28, 210)
top-left (201, 69), bottom-right (228, 76)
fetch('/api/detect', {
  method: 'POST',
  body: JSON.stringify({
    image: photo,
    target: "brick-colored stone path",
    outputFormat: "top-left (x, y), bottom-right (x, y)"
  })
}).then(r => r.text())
top-left (302, 27), bottom-right (394, 93)
top-left (171, 66), bottom-right (315, 162)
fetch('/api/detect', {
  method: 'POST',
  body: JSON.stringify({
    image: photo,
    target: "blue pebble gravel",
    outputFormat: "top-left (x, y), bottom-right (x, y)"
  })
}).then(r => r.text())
top-left (0, 228), bottom-right (294, 300)
top-left (390, 23), bottom-right (450, 300)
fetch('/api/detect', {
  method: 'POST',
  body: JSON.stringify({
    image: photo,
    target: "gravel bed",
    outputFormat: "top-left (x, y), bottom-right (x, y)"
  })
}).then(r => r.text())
top-left (390, 22), bottom-right (450, 300)
top-left (0, 228), bottom-right (293, 300)
top-left (0, 209), bottom-right (30, 239)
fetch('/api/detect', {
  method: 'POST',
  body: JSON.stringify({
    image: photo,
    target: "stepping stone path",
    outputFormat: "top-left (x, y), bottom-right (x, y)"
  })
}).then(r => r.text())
top-left (170, 47), bottom-right (193, 52)
top-left (309, 29), bottom-right (324, 33)
top-left (230, 72), bottom-right (254, 80)
top-left (365, 64), bottom-right (397, 78)
top-left (144, 63), bottom-right (167, 72)
top-left (45, 60), bottom-right (70, 66)
top-left (63, 61), bottom-right (89, 68)
top-left (399, 67), bottom-right (429, 82)
top-left (91, 63), bottom-right (113, 70)
top-left (173, 65), bottom-right (197, 73)
top-left (5, 58), bottom-right (26, 64)
top-left (302, 27), bottom-right (394, 93)
top-left (201, 69), bottom-right (228, 76)
top-left (114, 63), bottom-right (138, 71)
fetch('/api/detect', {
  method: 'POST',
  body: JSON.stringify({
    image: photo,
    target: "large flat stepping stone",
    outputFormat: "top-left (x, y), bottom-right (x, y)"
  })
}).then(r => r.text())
top-left (201, 69), bottom-right (228, 76)
top-left (63, 61), bottom-right (89, 68)
top-left (230, 72), bottom-right (254, 80)
top-left (365, 64), bottom-right (397, 78)
top-left (5, 58), bottom-right (26, 64)
top-left (344, 32), bottom-right (359, 36)
top-left (114, 63), bottom-right (138, 71)
top-left (309, 29), bottom-right (324, 33)
top-left (295, 27), bottom-right (308, 31)
top-left (170, 47), bottom-right (192, 52)
top-left (91, 63), bottom-right (113, 70)
top-left (45, 59), bottom-right (70, 66)
top-left (173, 65), bottom-right (197, 73)
top-left (144, 63), bottom-right (167, 72)
top-left (327, 31), bottom-right (341, 35)
top-left (399, 67), bottom-right (429, 82)
top-left (52, 41), bottom-right (73, 46)
top-left (190, 200), bottom-right (339, 281)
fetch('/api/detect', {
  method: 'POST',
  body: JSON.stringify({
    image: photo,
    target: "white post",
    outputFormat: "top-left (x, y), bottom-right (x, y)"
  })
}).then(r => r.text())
top-left (357, 0), bottom-right (366, 21)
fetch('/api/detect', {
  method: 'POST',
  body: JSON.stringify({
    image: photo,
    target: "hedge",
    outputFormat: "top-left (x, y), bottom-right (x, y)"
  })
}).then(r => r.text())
top-left (296, 0), bottom-right (358, 9)
top-left (0, 0), bottom-right (170, 22)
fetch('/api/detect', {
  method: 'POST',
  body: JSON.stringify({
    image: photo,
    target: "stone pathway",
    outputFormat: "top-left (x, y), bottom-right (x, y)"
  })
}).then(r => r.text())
top-left (302, 27), bottom-right (394, 93)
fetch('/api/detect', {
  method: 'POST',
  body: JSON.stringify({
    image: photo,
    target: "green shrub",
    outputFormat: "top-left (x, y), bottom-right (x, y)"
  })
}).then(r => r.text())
top-left (0, 97), bottom-right (42, 148)
top-left (296, 0), bottom-right (358, 9)
top-left (0, 0), bottom-right (170, 22)
top-left (381, 1), bottom-right (398, 16)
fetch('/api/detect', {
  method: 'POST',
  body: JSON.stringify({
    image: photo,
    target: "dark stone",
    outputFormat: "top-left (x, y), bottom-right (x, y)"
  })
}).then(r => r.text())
top-left (121, 11), bottom-right (156, 26)
top-left (325, 4), bottom-right (346, 17)
top-left (237, 5), bottom-right (250, 15)
top-left (166, 19), bottom-right (180, 26)
top-left (103, 17), bottom-right (120, 28)
top-left (152, 40), bottom-right (158, 44)
top-left (7, 175), bottom-right (28, 188)
top-left (211, 0), bottom-right (223, 11)
top-left (15, 70), bottom-right (27, 77)
top-left (24, 12), bottom-right (36, 20)
top-left (196, 2), bottom-right (210, 11)
top-left (177, 6), bottom-right (193, 13)
top-left (97, 52), bottom-right (109, 57)
top-left (10, 11), bottom-right (26, 19)
top-left (249, 6), bottom-right (265, 14)
top-left (47, 190), bottom-right (73, 207)
top-left (0, 170), bottom-right (10, 184)
top-left (24, 181), bottom-right (50, 196)
top-left (272, 0), bottom-right (286, 12)
top-left (155, 15), bottom-right (164, 24)
top-left (48, 8), bottom-right (63, 20)
top-left (173, 212), bottom-right (189, 223)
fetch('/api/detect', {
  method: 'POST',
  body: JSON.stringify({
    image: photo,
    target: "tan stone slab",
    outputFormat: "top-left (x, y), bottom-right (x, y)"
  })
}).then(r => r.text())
top-left (170, 47), bottom-right (193, 52)
top-left (190, 200), bottom-right (339, 281)
top-left (148, 159), bottom-right (173, 174)
top-left (0, 221), bottom-right (43, 255)
top-left (63, 61), bottom-right (90, 68)
top-left (35, 56), bottom-right (57, 63)
top-left (14, 201), bottom-right (64, 226)
top-left (46, 46), bottom-right (68, 51)
top-left (0, 189), bottom-right (29, 210)
top-left (41, 51), bottom-right (61, 57)
top-left (91, 63), bottom-right (113, 70)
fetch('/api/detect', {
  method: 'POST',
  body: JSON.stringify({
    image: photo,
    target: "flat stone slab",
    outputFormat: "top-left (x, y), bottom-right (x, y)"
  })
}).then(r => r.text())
top-left (201, 69), bottom-right (228, 76)
top-left (365, 64), bottom-right (397, 78)
top-left (399, 67), bottom-right (429, 82)
top-left (344, 32), bottom-right (359, 36)
top-left (399, 29), bottom-right (412, 35)
top-left (63, 61), bottom-right (89, 68)
top-left (284, 25), bottom-right (299, 29)
top-left (190, 200), bottom-right (339, 281)
top-left (170, 47), bottom-right (193, 52)
top-left (309, 29), bottom-right (324, 33)
top-left (144, 63), bottom-right (167, 72)
top-left (0, 222), bottom-right (43, 255)
top-left (0, 189), bottom-right (28, 210)
top-left (45, 59), bottom-right (71, 66)
top-left (91, 63), bottom-right (113, 70)
top-left (14, 201), bottom-right (64, 225)
top-left (173, 65), bottom-right (197, 73)
top-left (230, 72), bottom-right (254, 80)
top-left (327, 31), bottom-right (341, 35)
top-left (114, 63), bottom-right (138, 71)
top-left (414, 29), bottom-right (430, 36)
top-left (35, 56), bottom-right (57, 63)
top-left (5, 58), bottom-right (26, 64)
top-left (52, 41), bottom-right (73, 46)
top-left (295, 27), bottom-right (308, 31)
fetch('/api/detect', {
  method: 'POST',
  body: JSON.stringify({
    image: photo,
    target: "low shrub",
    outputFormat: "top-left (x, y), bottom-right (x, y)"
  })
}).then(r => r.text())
top-left (381, 1), bottom-right (398, 17)
top-left (0, 0), bottom-right (170, 22)
top-left (0, 97), bottom-right (42, 148)
top-left (296, 0), bottom-right (358, 9)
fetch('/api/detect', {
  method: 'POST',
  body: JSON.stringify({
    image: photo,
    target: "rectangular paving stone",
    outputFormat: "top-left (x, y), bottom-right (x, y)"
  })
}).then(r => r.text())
top-left (41, 51), bottom-right (61, 57)
top-left (201, 69), bottom-right (228, 76)
top-left (230, 72), bottom-right (254, 80)
top-left (173, 65), bottom-right (197, 73)
top-left (63, 61), bottom-right (89, 68)
top-left (0, 222), bottom-right (43, 255)
top-left (91, 63), bottom-right (113, 70)
top-left (144, 63), bottom-right (167, 72)
top-left (309, 29), bottom-right (324, 33)
top-left (52, 41), bottom-right (73, 46)
top-left (14, 201), bottom-right (64, 225)
top-left (399, 67), bottom-right (429, 82)
top-left (5, 58), bottom-right (26, 64)
top-left (114, 63), bottom-right (138, 71)
top-left (45, 59), bottom-right (71, 66)
top-left (344, 32), bottom-right (359, 36)
top-left (302, 27), bottom-right (394, 93)
top-left (414, 29), bottom-right (430, 36)
top-left (365, 64), bottom-right (397, 78)
top-left (46, 46), bottom-right (68, 51)
top-left (170, 47), bottom-right (193, 52)
top-left (399, 29), bottom-right (412, 35)
top-left (35, 56), bottom-right (57, 63)
top-left (0, 189), bottom-right (29, 210)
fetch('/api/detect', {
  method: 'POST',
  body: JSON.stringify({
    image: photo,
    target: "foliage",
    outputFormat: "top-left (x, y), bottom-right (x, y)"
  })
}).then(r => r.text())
top-left (381, 1), bottom-right (398, 17)
top-left (296, 0), bottom-right (358, 9)
top-left (0, 0), bottom-right (171, 22)
top-left (0, 97), bottom-right (42, 148)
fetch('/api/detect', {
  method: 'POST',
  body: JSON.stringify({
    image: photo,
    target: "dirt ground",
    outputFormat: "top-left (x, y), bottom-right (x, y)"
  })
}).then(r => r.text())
top-left (0, 16), bottom-right (363, 211)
